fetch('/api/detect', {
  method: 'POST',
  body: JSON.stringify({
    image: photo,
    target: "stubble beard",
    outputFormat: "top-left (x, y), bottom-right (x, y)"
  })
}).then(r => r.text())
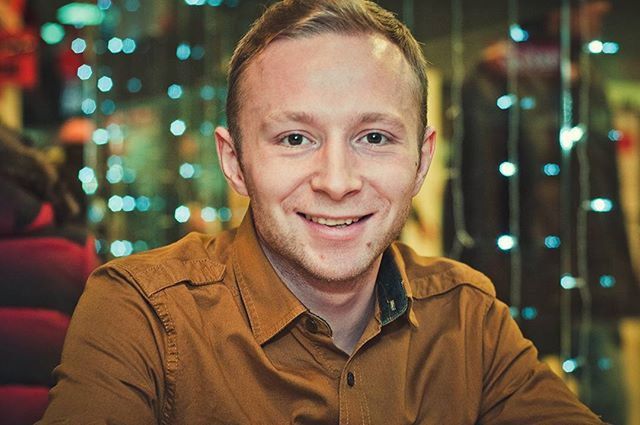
top-left (251, 199), bottom-right (412, 287)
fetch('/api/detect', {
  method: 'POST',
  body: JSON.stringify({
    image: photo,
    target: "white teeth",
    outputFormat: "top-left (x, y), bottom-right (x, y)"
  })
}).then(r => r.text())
top-left (304, 214), bottom-right (361, 227)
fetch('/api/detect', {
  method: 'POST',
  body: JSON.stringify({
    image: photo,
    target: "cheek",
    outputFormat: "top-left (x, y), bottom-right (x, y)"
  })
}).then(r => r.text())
top-left (246, 157), bottom-right (311, 204)
top-left (369, 162), bottom-right (418, 197)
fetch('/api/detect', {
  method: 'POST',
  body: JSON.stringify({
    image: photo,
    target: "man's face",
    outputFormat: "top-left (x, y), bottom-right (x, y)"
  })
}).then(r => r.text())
top-left (216, 33), bottom-right (435, 283)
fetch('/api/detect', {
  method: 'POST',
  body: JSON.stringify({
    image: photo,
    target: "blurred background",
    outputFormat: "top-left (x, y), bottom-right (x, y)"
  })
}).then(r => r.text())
top-left (0, 0), bottom-right (638, 423)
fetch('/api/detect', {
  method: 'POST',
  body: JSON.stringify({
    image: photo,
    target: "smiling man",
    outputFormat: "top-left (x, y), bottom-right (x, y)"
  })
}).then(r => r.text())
top-left (40, 1), bottom-right (604, 424)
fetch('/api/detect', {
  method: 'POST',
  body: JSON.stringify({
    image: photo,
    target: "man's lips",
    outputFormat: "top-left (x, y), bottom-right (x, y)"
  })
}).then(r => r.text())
top-left (296, 212), bottom-right (373, 228)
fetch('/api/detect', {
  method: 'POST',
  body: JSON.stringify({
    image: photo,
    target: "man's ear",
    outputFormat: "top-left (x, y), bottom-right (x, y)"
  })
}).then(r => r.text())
top-left (215, 127), bottom-right (249, 196)
top-left (412, 126), bottom-right (436, 196)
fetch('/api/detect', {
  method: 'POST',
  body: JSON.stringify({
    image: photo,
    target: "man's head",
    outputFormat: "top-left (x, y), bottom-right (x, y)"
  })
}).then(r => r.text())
top-left (225, 0), bottom-right (429, 154)
top-left (216, 0), bottom-right (435, 286)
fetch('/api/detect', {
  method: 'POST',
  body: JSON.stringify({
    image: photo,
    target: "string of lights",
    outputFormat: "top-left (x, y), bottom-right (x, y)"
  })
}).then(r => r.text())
top-left (505, 0), bottom-right (523, 319)
top-left (447, 0), bottom-right (473, 260)
top-left (559, 0), bottom-right (575, 369)
top-left (576, 0), bottom-right (594, 403)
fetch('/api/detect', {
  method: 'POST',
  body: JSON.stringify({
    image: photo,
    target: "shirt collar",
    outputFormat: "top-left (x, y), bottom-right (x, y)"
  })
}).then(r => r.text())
top-left (386, 243), bottom-right (420, 328)
top-left (230, 212), bottom-right (307, 346)
top-left (230, 212), bottom-right (417, 345)
top-left (376, 249), bottom-right (409, 325)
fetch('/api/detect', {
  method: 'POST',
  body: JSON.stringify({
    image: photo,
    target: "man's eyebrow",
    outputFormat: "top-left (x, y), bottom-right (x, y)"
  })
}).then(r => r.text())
top-left (264, 111), bottom-right (318, 126)
top-left (354, 112), bottom-right (407, 133)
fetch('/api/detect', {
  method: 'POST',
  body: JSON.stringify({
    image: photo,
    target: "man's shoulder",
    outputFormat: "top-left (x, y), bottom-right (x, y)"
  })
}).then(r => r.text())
top-left (98, 229), bottom-right (238, 298)
top-left (391, 242), bottom-right (496, 300)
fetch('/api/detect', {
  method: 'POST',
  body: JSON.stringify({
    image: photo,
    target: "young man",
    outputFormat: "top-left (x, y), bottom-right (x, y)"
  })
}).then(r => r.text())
top-left (40, 1), bottom-right (604, 423)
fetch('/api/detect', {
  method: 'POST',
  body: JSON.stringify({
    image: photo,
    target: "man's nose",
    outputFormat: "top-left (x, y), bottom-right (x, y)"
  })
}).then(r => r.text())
top-left (309, 141), bottom-right (363, 201)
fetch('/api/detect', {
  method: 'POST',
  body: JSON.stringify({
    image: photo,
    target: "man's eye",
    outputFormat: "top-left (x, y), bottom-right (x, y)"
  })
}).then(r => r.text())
top-left (362, 132), bottom-right (388, 145)
top-left (281, 133), bottom-right (309, 146)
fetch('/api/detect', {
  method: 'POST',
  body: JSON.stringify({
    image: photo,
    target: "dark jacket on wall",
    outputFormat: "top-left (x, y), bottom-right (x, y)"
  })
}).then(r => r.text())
top-left (444, 36), bottom-right (640, 356)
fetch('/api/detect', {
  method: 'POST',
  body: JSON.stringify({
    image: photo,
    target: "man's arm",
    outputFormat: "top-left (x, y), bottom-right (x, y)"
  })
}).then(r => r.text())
top-left (38, 265), bottom-right (166, 424)
top-left (478, 299), bottom-right (605, 424)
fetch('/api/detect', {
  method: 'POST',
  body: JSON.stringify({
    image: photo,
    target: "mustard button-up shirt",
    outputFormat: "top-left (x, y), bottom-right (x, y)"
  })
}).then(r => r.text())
top-left (39, 213), bottom-right (603, 424)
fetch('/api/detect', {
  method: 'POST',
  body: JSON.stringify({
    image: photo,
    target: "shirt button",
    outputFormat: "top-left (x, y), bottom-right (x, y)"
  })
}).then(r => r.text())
top-left (347, 371), bottom-right (355, 387)
top-left (305, 318), bottom-right (319, 334)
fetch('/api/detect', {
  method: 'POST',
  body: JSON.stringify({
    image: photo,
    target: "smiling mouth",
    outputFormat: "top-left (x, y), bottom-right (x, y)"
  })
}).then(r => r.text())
top-left (298, 213), bottom-right (372, 228)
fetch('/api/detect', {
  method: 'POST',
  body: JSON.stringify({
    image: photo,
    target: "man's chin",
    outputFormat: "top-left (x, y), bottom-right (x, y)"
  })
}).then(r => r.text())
top-left (298, 255), bottom-right (380, 285)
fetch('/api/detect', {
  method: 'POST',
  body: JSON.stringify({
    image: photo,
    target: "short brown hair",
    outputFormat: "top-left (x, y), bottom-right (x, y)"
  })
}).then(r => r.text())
top-left (225, 0), bottom-right (428, 151)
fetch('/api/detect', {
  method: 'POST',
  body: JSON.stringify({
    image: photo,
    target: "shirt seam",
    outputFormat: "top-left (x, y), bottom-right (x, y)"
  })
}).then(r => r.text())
top-left (480, 296), bottom-right (494, 397)
top-left (342, 373), bottom-right (350, 425)
top-left (115, 265), bottom-right (179, 423)
top-left (411, 281), bottom-right (497, 302)
top-left (148, 291), bottom-right (179, 425)
top-left (358, 364), bottom-right (371, 425)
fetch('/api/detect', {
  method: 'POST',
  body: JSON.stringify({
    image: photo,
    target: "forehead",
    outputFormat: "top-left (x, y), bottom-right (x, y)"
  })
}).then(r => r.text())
top-left (238, 33), bottom-right (421, 135)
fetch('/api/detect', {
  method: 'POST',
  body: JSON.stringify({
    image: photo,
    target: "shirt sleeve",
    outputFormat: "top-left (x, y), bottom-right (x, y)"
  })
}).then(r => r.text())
top-left (37, 265), bottom-right (166, 424)
top-left (477, 299), bottom-right (606, 424)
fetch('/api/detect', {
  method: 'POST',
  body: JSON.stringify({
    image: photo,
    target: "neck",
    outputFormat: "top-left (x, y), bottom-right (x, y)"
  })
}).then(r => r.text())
top-left (259, 241), bottom-right (380, 355)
